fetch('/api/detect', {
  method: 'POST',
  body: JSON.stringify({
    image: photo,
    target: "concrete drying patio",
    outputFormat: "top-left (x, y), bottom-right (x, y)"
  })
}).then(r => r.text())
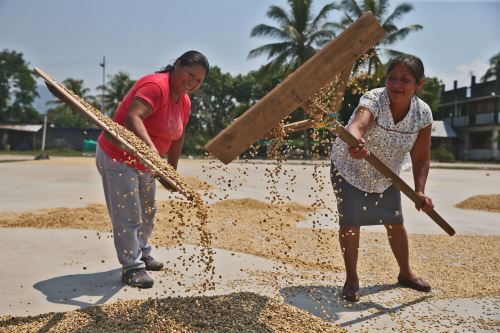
top-left (0, 157), bottom-right (499, 332)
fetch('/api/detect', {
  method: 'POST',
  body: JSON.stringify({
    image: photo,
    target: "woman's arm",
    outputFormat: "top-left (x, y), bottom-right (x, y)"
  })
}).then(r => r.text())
top-left (410, 124), bottom-right (434, 212)
top-left (125, 97), bottom-right (159, 155)
top-left (167, 133), bottom-right (185, 170)
top-left (346, 106), bottom-right (373, 159)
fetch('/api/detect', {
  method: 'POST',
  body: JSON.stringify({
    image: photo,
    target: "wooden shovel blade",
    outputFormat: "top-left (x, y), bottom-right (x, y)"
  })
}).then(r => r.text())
top-left (205, 12), bottom-right (385, 164)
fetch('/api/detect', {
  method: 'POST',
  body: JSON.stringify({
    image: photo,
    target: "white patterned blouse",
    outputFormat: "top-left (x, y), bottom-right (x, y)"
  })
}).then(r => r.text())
top-left (331, 87), bottom-right (433, 193)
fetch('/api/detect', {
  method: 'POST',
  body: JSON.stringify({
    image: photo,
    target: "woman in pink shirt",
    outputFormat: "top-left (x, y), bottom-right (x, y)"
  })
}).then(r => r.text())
top-left (96, 50), bottom-right (209, 288)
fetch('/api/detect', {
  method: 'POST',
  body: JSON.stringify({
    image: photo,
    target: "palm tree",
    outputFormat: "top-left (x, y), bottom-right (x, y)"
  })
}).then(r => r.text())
top-left (331, 0), bottom-right (422, 75)
top-left (97, 71), bottom-right (136, 116)
top-left (481, 52), bottom-right (500, 82)
top-left (47, 78), bottom-right (94, 108)
top-left (248, 0), bottom-right (338, 157)
top-left (248, 0), bottom-right (337, 75)
top-left (46, 78), bottom-right (95, 128)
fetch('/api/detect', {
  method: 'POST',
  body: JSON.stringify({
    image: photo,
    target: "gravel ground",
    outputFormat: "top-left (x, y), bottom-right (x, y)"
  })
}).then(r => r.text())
top-left (0, 196), bottom-right (498, 300)
top-left (0, 292), bottom-right (346, 332)
top-left (1, 190), bottom-right (499, 332)
top-left (455, 194), bottom-right (500, 213)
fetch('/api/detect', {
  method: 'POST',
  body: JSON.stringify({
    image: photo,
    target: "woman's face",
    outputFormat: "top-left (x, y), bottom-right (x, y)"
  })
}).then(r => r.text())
top-left (171, 63), bottom-right (207, 97)
top-left (385, 63), bottom-right (423, 105)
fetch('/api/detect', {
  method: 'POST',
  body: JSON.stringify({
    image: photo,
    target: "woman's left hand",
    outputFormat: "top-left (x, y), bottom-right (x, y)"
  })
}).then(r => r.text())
top-left (415, 192), bottom-right (434, 213)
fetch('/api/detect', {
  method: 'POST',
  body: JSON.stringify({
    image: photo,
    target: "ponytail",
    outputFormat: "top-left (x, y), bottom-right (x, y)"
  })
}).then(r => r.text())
top-left (156, 50), bottom-right (209, 75)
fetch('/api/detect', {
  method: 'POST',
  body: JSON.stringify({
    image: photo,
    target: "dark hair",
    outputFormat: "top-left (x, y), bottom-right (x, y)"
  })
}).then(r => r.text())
top-left (387, 54), bottom-right (424, 82)
top-left (156, 50), bottom-right (209, 75)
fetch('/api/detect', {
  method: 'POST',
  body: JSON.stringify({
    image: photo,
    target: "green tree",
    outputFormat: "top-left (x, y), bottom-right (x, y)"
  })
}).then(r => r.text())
top-left (233, 64), bottom-right (289, 110)
top-left (47, 78), bottom-right (95, 128)
top-left (481, 51), bottom-right (500, 82)
top-left (0, 49), bottom-right (40, 123)
top-left (189, 66), bottom-right (238, 137)
top-left (186, 66), bottom-right (239, 154)
top-left (332, 0), bottom-right (422, 75)
top-left (419, 77), bottom-right (442, 117)
top-left (248, 0), bottom-right (337, 75)
top-left (97, 71), bottom-right (136, 117)
top-left (185, 64), bottom-right (287, 155)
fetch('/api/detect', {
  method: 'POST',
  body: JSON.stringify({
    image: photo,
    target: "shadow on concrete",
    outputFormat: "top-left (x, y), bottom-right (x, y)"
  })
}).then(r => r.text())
top-left (33, 268), bottom-right (123, 309)
top-left (0, 158), bottom-right (33, 163)
top-left (280, 284), bottom-right (431, 327)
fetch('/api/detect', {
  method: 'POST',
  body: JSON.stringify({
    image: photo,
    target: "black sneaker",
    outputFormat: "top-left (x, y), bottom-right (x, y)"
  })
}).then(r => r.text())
top-left (121, 268), bottom-right (154, 288)
top-left (141, 255), bottom-right (164, 271)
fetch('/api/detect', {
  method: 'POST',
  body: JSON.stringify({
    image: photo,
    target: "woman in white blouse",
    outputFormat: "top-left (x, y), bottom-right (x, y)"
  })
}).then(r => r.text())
top-left (330, 54), bottom-right (434, 302)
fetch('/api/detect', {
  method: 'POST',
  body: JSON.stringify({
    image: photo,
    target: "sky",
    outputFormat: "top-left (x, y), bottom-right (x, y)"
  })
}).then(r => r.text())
top-left (0, 0), bottom-right (499, 110)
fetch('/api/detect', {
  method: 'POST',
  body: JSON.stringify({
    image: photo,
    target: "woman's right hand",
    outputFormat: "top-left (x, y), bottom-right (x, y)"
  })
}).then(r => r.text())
top-left (348, 138), bottom-right (370, 159)
top-left (415, 192), bottom-right (434, 213)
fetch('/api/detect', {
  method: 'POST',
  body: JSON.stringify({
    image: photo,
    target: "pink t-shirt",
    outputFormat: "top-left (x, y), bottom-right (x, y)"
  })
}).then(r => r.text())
top-left (98, 72), bottom-right (191, 171)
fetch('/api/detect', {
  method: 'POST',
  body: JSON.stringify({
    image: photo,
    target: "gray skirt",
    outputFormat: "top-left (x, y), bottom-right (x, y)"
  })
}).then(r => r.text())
top-left (331, 165), bottom-right (404, 227)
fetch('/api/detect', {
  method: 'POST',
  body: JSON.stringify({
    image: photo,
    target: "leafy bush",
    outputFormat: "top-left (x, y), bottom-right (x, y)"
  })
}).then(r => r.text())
top-left (431, 147), bottom-right (455, 162)
top-left (183, 134), bottom-right (209, 156)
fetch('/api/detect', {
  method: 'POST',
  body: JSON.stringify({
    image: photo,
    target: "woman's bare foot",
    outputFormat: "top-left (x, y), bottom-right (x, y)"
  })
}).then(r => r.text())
top-left (397, 273), bottom-right (431, 292)
top-left (342, 278), bottom-right (361, 302)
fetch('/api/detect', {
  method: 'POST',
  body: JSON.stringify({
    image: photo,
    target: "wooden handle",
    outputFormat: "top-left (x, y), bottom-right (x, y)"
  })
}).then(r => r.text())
top-left (333, 125), bottom-right (455, 236)
top-left (283, 119), bottom-right (316, 134)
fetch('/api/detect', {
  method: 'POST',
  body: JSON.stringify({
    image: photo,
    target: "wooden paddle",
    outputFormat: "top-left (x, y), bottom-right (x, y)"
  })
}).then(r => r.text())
top-left (33, 67), bottom-right (191, 199)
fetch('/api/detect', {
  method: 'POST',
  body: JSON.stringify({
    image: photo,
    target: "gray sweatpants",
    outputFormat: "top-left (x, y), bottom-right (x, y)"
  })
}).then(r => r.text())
top-left (95, 144), bottom-right (156, 272)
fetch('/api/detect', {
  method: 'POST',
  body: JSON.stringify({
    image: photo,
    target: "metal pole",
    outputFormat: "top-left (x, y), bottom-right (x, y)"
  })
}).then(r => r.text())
top-left (41, 114), bottom-right (47, 152)
top-left (100, 56), bottom-right (106, 114)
